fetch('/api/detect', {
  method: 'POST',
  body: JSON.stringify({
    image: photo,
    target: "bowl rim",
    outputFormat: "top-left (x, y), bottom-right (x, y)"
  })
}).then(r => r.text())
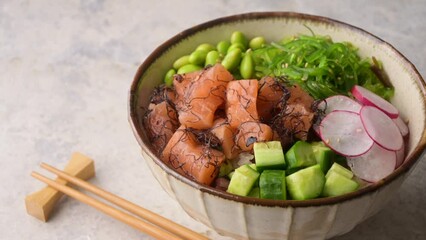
top-left (128, 11), bottom-right (426, 207)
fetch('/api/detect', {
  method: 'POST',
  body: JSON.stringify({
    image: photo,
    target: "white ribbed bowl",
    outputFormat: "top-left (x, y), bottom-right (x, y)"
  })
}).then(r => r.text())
top-left (129, 12), bottom-right (426, 240)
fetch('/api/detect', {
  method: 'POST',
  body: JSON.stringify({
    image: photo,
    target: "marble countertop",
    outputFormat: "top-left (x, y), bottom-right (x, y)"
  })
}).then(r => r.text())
top-left (2, 0), bottom-right (425, 239)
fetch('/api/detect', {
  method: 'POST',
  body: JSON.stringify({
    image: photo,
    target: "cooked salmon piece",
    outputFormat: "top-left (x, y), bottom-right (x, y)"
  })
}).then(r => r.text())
top-left (226, 79), bottom-right (259, 129)
top-left (234, 121), bottom-right (273, 152)
top-left (144, 101), bottom-right (179, 154)
top-left (174, 64), bottom-right (233, 129)
top-left (257, 76), bottom-right (287, 122)
top-left (162, 126), bottom-right (226, 185)
top-left (210, 118), bottom-right (240, 159)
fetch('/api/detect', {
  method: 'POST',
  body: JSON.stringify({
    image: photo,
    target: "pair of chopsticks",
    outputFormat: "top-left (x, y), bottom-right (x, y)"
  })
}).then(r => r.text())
top-left (32, 163), bottom-right (208, 240)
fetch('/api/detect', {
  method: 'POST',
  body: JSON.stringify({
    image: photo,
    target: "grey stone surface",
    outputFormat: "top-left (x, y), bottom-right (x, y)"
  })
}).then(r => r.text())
top-left (1, 0), bottom-right (425, 239)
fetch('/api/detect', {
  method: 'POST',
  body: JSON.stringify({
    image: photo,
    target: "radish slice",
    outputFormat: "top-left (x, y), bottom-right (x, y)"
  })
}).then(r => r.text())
top-left (351, 85), bottom-right (399, 119)
top-left (360, 106), bottom-right (403, 151)
top-left (317, 95), bottom-right (362, 114)
top-left (312, 122), bottom-right (321, 137)
top-left (348, 143), bottom-right (396, 182)
top-left (393, 116), bottom-right (409, 137)
top-left (395, 141), bottom-right (405, 168)
top-left (319, 110), bottom-right (374, 157)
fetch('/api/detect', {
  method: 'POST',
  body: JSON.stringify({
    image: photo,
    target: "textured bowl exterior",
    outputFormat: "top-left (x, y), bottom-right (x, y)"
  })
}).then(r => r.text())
top-left (129, 12), bottom-right (426, 239)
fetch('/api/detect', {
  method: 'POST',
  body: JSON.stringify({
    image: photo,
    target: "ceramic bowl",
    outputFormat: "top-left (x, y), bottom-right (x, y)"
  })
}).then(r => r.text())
top-left (128, 12), bottom-right (426, 240)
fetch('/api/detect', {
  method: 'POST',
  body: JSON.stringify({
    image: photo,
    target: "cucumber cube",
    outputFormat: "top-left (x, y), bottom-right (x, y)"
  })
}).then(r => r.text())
top-left (247, 187), bottom-right (260, 198)
top-left (326, 163), bottom-right (353, 179)
top-left (259, 170), bottom-right (286, 200)
top-left (219, 159), bottom-right (234, 177)
top-left (286, 164), bottom-right (325, 200)
top-left (254, 141), bottom-right (286, 172)
top-left (285, 141), bottom-right (316, 170)
top-left (312, 145), bottom-right (333, 173)
top-left (322, 171), bottom-right (359, 197)
top-left (285, 167), bottom-right (303, 176)
top-left (227, 164), bottom-right (260, 196)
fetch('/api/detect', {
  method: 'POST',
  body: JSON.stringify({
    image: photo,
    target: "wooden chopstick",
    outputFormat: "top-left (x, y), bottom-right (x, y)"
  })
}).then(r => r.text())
top-left (31, 171), bottom-right (182, 240)
top-left (32, 163), bottom-right (209, 240)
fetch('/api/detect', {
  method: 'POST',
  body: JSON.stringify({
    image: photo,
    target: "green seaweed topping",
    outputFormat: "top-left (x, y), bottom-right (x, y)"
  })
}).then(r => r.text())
top-left (251, 34), bottom-right (394, 100)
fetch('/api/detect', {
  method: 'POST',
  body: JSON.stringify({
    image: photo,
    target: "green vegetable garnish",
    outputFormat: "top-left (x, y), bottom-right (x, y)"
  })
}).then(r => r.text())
top-left (251, 34), bottom-right (394, 100)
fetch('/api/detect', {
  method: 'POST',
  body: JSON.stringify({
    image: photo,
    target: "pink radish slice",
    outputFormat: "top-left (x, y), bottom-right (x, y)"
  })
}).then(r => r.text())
top-left (351, 85), bottom-right (399, 119)
top-left (312, 122), bottom-right (321, 137)
top-left (317, 95), bottom-right (362, 114)
top-left (348, 143), bottom-right (396, 182)
top-left (360, 106), bottom-right (403, 151)
top-left (393, 116), bottom-right (409, 137)
top-left (319, 110), bottom-right (374, 157)
top-left (395, 141), bottom-right (405, 168)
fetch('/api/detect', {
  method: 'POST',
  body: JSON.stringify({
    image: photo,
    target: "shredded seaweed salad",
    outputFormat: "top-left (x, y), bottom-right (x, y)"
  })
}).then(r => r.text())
top-left (251, 34), bottom-right (394, 100)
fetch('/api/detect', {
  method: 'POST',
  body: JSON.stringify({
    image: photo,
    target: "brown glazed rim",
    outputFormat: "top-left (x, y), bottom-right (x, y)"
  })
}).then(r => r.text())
top-left (129, 12), bottom-right (426, 207)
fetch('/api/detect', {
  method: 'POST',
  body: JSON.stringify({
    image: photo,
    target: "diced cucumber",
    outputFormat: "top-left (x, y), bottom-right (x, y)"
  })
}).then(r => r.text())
top-left (285, 167), bottom-right (303, 176)
top-left (322, 171), bottom-right (359, 197)
top-left (219, 160), bottom-right (234, 177)
top-left (254, 141), bottom-right (286, 172)
top-left (259, 170), bottom-right (286, 200)
top-left (285, 141), bottom-right (316, 170)
top-left (227, 164), bottom-right (260, 196)
top-left (247, 187), bottom-right (260, 198)
top-left (286, 164), bottom-right (325, 200)
top-left (249, 163), bottom-right (257, 171)
top-left (326, 163), bottom-right (353, 179)
top-left (312, 145), bottom-right (333, 173)
top-left (227, 171), bottom-right (235, 180)
top-left (311, 141), bottom-right (327, 148)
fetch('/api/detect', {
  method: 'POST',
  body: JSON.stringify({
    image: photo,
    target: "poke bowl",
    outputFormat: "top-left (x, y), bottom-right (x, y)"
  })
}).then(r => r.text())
top-left (128, 12), bottom-right (426, 240)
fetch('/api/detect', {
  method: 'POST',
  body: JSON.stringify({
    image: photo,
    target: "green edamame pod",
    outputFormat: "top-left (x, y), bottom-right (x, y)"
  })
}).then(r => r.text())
top-left (189, 50), bottom-right (208, 65)
top-left (227, 42), bottom-right (246, 53)
top-left (196, 43), bottom-right (216, 52)
top-left (240, 51), bottom-right (254, 79)
top-left (217, 40), bottom-right (231, 56)
top-left (230, 31), bottom-right (248, 48)
top-left (177, 64), bottom-right (202, 74)
top-left (221, 48), bottom-right (242, 71)
top-left (205, 50), bottom-right (220, 66)
top-left (249, 36), bottom-right (266, 50)
top-left (164, 68), bottom-right (176, 86)
top-left (173, 55), bottom-right (190, 70)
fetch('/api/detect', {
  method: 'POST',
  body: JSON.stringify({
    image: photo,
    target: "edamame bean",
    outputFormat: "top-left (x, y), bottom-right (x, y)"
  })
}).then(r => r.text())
top-left (221, 48), bottom-right (242, 71)
top-left (249, 36), bottom-right (265, 50)
top-left (227, 42), bottom-right (246, 53)
top-left (217, 40), bottom-right (231, 56)
top-left (240, 51), bottom-right (254, 79)
top-left (189, 50), bottom-right (208, 65)
top-left (205, 50), bottom-right (220, 66)
top-left (164, 68), bottom-right (176, 86)
top-left (173, 55), bottom-right (190, 70)
top-left (230, 31), bottom-right (248, 48)
top-left (177, 64), bottom-right (202, 74)
top-left (196, 43), bottom-right (216, 52)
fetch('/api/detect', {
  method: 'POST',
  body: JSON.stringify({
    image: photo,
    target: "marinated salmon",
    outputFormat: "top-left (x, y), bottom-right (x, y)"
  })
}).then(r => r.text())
top-left (174, 64), bottom-right (233, 129)
top-left (226, 79), bottom-right (259, 129)
top-left (162, 126), bottom-right (225, 185)
top-left (144, 101), bottom-right (179, 154)
top-left (210, 118), bottom-right (240, 159)
top-left (270, 83), bottom-right (315, 146)
top-left (235, 121), bottom-right (273, 152)
top-left (257, 76), bottom-right (287, 122)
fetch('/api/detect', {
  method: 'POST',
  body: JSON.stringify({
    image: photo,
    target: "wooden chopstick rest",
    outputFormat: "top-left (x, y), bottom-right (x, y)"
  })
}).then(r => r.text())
top-left (25, 152), bottom-right (95, 222)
